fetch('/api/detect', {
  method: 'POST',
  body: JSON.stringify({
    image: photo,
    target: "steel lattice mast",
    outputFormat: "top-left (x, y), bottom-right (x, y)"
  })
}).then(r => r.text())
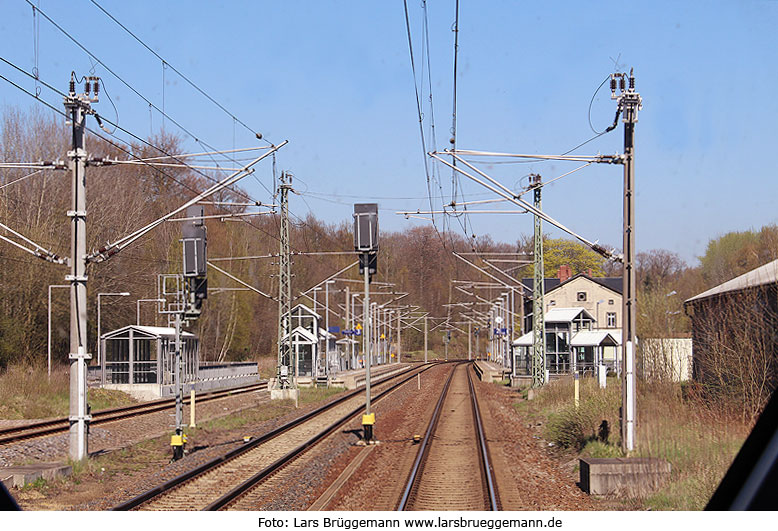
top-left (531, 174), bottom-right (545, 388)
top-left (276, 171), bottom-right (293, 388)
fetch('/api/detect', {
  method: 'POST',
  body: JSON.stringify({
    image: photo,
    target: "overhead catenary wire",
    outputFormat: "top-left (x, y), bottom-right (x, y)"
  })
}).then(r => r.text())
top-left (19, 2), bottom-right (275, 198)
top-left (88, 0), bottom-right (268, 145)
top-left (0, 59), bottom-right (296, 250)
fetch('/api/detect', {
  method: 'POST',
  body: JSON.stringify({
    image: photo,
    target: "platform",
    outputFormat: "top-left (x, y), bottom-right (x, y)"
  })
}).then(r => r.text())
top-left (474, 360), bottom-right (509, 383)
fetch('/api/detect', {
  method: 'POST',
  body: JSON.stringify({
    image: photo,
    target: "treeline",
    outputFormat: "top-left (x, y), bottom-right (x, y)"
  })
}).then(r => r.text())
top-left (2, 107), bottom-right (776, 369)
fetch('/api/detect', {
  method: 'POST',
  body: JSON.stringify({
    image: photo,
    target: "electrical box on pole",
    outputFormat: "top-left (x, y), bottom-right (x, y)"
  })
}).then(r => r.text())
top-left (354, 203), bottom-right (378, 443)
top-left (354, 203), bottom-right (378, 280)
top-left (182, 205), bottom-right (207, 319)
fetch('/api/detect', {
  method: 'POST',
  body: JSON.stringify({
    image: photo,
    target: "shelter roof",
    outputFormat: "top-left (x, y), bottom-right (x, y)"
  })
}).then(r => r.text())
top-left (281, 325), bottom-right (318, 344)
top-left (570, 330), bottom-right (620, 347)
top-left (685, 259), bottom-right (778, 305)
top-left (102, 325), bottom-right (196, 340)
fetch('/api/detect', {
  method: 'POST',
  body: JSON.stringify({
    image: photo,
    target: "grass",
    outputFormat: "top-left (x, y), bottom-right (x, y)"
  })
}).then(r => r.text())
top-left (518, 375), bottom-right (750, 510)
top-left (0, 364), bottom-right (137, 419)
top-left (188, 385), bottom-right (345, 435)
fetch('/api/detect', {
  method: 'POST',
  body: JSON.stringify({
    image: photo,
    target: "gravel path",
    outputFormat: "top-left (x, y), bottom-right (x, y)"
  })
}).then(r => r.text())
top-left (474, 376), bottom-right (599, 510)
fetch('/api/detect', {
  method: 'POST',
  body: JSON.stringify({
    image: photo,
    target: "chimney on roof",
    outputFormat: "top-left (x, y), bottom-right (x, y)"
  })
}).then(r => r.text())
top-left (558, 264), bottom-right (572, 282)
top-left (586, 269), bottom-right (593, 277)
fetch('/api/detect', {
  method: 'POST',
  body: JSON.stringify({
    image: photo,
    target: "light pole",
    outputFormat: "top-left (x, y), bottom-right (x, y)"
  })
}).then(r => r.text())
top-left (97, 292), bottom-right (130, 366)
top-left (311, 286), bottom-right (323, 313)
top-left (137, 298), bottom-right (165, 325)
top-left (325, 280), bottom-right (335, 378)
top-left (48, 284), bottom-right (69, 380)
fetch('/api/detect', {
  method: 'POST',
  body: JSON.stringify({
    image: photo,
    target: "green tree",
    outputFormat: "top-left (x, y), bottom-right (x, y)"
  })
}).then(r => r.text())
top-left (543, 238), bottom-right (606, 278)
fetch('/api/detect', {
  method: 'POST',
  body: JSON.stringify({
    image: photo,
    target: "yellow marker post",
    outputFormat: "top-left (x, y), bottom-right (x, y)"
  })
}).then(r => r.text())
top-left (189, 389), bottom-right (196, 428)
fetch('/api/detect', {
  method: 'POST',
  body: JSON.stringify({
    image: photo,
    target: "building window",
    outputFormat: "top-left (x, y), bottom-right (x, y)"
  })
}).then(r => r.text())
top-left (608, 299), bottom-right (614, 305)
top-left (577, 292), bottom-right (587, 302)
top-left (549, 300), bottom-right (556, 306)
top-left (607, 312), bottom-right (617, 328)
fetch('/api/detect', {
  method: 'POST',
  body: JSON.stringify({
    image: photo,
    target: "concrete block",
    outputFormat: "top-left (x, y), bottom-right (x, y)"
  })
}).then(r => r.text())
top-left (0, 462), bottom-right (73, 489)
top-left (580, 457), bottom-right (671, 496)
top-left (270, 387), bottom-right (299, 401)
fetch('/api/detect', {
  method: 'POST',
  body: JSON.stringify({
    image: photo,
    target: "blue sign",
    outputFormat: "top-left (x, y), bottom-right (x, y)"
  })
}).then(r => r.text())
top-left (328, 326), bottom-right (341, 334)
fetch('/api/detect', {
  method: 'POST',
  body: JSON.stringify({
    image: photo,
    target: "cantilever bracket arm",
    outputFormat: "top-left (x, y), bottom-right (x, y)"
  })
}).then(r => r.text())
top-left (86, 140), bottom-right (288, 264)
top-left (430, 152), bottom-right (619, 262)
top-left (0, 221), bottom-right (67, 265)
top-left (207, 262), bottom-right (276, 301)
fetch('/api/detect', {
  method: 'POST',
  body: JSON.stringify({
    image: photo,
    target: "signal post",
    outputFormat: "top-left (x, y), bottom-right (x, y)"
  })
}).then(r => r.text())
top-left (354, 204), bottom-right (378, 443)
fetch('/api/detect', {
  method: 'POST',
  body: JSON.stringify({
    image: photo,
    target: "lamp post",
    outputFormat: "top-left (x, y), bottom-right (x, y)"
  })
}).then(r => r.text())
top-left (311, 286), bottom-right (323, 313)
top-left (137, 298), bottom-right (165, 325)
top-left (325, 280), bottom-right (335, 378)
top-left (48, 284), bottom-right (69, 380)
top-left (97, 292), bottom-right (130, 366)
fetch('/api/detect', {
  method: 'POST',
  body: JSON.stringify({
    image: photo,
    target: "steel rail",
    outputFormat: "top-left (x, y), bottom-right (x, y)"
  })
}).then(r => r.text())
top-left (398, 362), bottom-right (499, 511)
top-left (397, 362), bottom-right (461, 510)
top-left (0, 382), bottom-right (267, 445)
top-left (207, 363), bottom-right (438, 510)
top-left (468, 366), bottom-right (500, 510)
top-left (113, 364), bottom-right (422, 511)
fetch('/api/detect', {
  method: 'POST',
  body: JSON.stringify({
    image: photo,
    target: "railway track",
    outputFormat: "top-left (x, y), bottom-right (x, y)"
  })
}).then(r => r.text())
top-left (0, 382), bottom-right (268, 446)
top-left (398, 362), bottom-right (500, 511)
top-left (114, 364), bottom-right (429, 511)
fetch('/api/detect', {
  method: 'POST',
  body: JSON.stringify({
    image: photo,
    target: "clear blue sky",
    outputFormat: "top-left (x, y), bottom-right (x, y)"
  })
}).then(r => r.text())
top-left (2, 1), bottom-right (777, 265)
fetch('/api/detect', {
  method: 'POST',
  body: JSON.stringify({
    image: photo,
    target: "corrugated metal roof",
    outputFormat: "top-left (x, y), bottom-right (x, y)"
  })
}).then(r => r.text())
top-left (685, 259), bottom-right (778, 304)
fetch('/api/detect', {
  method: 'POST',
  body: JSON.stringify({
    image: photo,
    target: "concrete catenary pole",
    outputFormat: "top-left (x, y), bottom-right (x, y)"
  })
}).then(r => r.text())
top-left (64, 80), bottom-right (92, 461)
top-left (620, 72), bottom-right (641, 453)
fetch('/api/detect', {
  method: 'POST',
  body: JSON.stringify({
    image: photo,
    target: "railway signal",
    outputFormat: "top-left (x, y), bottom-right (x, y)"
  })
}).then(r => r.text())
top-left (354, 203), bottom-right (379, 442)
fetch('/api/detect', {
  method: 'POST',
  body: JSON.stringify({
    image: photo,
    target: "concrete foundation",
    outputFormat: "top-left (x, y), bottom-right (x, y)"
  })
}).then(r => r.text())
top-left (579, 457), bottom-right (671, 496)
top-left (1, 462), bottom-right (72, 489)
top-left (270, 387), bottom-right (300, 401)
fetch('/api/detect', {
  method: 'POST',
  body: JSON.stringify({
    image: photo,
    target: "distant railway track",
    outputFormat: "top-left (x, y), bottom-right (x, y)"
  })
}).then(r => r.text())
top-left (0, 382), bottom-right (268, 446)
top-left (113, 363), bottom-right (430, 511)
top-left (398, 362), bottom-right (499, 511)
